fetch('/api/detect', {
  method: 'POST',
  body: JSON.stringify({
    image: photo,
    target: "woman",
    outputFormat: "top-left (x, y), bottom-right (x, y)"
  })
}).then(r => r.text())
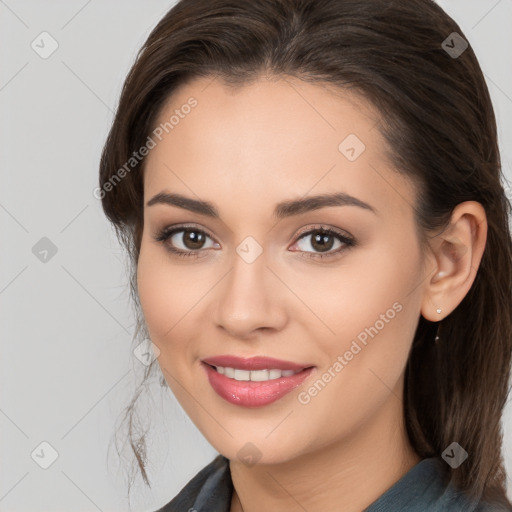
top-left (98, 0), bottom-right (512, 510)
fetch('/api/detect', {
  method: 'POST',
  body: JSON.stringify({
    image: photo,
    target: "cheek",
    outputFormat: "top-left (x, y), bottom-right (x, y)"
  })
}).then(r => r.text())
top-left (290, 240), bottom-right (419, 346)
top-left (136, 242), bottom-right (183, 342)
top-left (136, 241), bottom-right (213, 349)
top-left (137, 251), bottom-right (163, 335)
top-left (136, 250), bottom-right (195, 393)
top-left (307, 239), bottom-right (421, 385)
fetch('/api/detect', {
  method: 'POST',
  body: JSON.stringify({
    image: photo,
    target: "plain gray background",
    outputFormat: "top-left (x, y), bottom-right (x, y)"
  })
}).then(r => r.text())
top-left (1, 1), bottom-right (511, 511)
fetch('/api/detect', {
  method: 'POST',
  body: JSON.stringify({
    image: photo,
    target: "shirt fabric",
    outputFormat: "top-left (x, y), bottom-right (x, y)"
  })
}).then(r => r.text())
top-left (154, 454), bottom-right (512, 512)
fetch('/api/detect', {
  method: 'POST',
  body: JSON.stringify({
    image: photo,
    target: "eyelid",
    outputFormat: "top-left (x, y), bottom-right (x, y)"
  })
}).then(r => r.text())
top-left (293, 223), bottom-right (353, 241)
top-left (154, 223), bottom-right (352, 243)
top-left (153, 222), bottom-right (217, 242)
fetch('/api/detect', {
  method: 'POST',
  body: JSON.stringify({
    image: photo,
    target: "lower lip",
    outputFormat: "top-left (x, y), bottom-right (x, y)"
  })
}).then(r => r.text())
top-left (201, 363), bottom-right (315, 407)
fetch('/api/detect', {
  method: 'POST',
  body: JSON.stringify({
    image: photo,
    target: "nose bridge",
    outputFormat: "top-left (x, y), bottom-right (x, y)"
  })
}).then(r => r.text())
top-left (213, 237), bottom-right (286, 336)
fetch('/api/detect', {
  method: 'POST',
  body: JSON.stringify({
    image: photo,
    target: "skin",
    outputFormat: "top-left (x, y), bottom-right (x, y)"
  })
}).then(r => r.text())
top-left (136, 75), bottom-right (487, 512)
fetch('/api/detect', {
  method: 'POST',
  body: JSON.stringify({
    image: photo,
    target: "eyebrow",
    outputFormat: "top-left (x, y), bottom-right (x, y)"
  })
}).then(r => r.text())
top-left (146, 191), bottom-right (378, 219)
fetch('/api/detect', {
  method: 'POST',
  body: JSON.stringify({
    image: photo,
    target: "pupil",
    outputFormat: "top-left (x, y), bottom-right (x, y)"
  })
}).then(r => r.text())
top-left (184, 229), bottom-right (205, 249)
top-left (312, 232), bottom-right (334, 252)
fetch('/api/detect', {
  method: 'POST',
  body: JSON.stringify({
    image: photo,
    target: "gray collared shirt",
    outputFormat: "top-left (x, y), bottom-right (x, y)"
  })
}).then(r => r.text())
top-left (154, 454), bottom-right (512, 511)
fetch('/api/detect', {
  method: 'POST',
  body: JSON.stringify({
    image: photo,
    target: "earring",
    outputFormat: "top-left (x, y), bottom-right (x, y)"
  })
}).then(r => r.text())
top-left (435, 307), bottom-right (442, 344)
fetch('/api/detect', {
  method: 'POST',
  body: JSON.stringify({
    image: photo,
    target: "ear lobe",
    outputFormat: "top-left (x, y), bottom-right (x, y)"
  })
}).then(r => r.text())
top-left (420, 201), bottom-right (487, 322)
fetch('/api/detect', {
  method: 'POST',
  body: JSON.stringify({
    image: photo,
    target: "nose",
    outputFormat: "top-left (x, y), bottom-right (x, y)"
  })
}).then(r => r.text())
top-left (213, 245), bottom-right (288, 340)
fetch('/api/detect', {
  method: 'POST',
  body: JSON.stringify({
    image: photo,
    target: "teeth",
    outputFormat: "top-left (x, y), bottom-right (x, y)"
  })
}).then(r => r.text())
top-left (214, 366), bottom-right (301, 381)
top-left (269, 369), bottom-right (282, 379)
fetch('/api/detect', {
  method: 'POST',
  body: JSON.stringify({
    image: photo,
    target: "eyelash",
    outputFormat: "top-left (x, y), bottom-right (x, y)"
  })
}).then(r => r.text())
top-left (152, 223), bottom-right (356, 261)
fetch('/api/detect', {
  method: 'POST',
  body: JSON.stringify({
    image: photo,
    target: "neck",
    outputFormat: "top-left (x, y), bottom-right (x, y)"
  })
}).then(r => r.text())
top-left (229, 375), bottom-right (421, 512)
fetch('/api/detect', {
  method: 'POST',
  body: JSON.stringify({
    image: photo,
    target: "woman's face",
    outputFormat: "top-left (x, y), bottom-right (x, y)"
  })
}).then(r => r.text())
top-left (137, 75), bottom-right (429, 464)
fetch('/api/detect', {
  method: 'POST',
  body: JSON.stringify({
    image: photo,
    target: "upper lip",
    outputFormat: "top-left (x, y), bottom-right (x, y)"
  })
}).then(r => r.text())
top-left (201, 355), bottom-right (314, 371)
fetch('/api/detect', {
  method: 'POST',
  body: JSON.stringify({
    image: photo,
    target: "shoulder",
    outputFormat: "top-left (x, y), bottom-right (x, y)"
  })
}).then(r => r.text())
top-left (472, 500), bottom-right (512, 512)
top-left (152, 454), bottom-right (232, 512)
top-left (433, 457), bottom-right (512, 512)
top-left (364, 456), bottom-right (512, 512)
top-left (442, 490), bottom-right (512, 512)
top-left (437, 463), bottom-right (512, 512)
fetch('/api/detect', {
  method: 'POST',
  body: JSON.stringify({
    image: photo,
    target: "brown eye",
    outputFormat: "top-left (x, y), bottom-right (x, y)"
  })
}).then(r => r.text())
top-left (290, 226), bottom-right (356, 260)
top-left (153, 225), bottom-right (219, 258)
top-left (309, 231), bottom-right (336, 252)
top-left (179, 229), bottom-right (207, 250)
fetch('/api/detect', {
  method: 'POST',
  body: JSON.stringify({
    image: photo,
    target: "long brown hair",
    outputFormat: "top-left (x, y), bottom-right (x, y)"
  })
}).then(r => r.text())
top-left (99, 0), bottom-right (512, 506)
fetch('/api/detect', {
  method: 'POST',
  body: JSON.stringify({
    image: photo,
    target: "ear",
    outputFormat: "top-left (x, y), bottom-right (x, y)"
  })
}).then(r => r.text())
top-left (420, 201), bottom-right (487, 322)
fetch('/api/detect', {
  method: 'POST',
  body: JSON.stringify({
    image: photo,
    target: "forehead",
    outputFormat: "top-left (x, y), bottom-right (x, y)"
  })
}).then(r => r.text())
top-left (143, 75), bottom-right (417, 222)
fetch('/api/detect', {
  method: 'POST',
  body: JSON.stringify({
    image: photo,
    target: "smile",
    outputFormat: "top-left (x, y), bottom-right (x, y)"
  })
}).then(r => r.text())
top-left (200, 355), bottom-right (315, 407)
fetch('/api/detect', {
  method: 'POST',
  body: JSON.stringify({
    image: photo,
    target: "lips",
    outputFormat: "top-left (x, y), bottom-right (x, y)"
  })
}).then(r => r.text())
top-left (200, 355), bottom-right (315, 407)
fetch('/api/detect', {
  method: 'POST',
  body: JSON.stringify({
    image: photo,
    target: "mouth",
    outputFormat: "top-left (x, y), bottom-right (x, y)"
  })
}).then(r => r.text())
top-left (200, 355), bottom-right (315, 407)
